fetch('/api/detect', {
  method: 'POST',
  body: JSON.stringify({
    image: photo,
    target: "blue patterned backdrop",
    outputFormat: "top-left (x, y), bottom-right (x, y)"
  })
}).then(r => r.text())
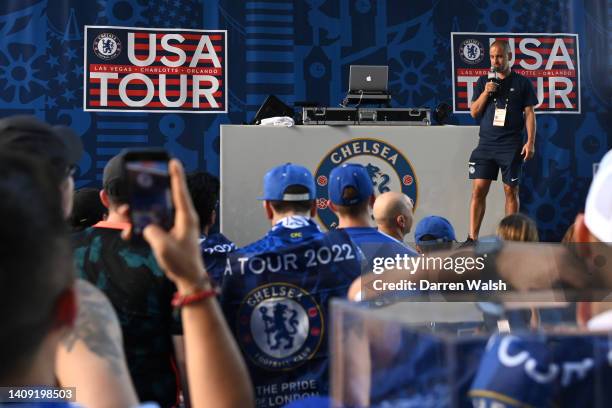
top-left (0, 0), bottom-right (609, 241)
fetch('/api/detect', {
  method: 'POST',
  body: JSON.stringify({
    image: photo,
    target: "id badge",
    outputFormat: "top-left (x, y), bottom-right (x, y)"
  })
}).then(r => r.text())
top-left (493, 108), bottom-right (507, 127)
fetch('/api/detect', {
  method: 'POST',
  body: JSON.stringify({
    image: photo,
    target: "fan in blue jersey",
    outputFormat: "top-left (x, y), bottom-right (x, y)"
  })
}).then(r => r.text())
top-left (220, 163), bottom-right (363, 407)
top-left (328, 163), bottom-right (418, 265)
top-left (186, 171), bottom-right (236, 284)
top-left (199, 232), bottom-right (236, 282)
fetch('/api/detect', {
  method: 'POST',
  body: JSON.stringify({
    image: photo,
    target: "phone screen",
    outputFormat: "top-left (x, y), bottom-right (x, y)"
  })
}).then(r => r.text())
top-left (125, 159), bottom-right (173, 237)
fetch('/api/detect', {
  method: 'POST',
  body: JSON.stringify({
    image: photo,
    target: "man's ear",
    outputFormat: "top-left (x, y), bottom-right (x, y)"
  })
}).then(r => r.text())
top-left (263, 201), bottom-right (274, 220)
top-left (210, 208), bottom-right (217, 227)
top-left (60, 176), bottom-right (74, 220)
top-left (368, 194), bottom-right (376, 209)
top-left (576, 302), bottom-right (592, 328)
top-left (53, 286), bottom-right (77, 329)
top-left (574, 214), bottom-right (591, 243)
top-left (329, 201), bottom-right (338, 213)
top-left (573, 213), bottom-right (594, 258)
top-left (347, 276), bottom-right (362, 301)
top-left (396, 214), bottom-right (405, 229)
top-left (310, 201), bottom-right (317, 218)
top-left (100, 190), bottom-right (111, 209)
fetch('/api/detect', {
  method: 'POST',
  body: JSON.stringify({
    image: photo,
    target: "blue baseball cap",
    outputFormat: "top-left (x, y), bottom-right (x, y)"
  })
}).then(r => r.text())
top-left (328, 163), bottom-right (373, 206)
top-left (415, 216), bottom-right (456, 244)
top-left (258, 163), bottom-right (315, 201)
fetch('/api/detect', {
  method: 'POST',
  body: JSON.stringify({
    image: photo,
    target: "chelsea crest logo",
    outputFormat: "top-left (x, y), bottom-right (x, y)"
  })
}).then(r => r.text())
top-left (459, 39), bottom-right (484, 64)
top-left (315, 138), bottom-right (418, 230)
top-left (238, 283), bottom-right (323, 370)
top-left (93, 33), bottom-right (122, 60)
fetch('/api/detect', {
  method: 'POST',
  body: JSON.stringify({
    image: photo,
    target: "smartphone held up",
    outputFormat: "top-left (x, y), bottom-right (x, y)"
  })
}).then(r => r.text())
top-left (123, 149), bottom-right (174, 239)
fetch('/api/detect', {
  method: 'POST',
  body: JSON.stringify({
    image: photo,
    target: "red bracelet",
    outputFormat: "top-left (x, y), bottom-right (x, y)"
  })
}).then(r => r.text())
top-left (171, 287), bottom-right (219, 308)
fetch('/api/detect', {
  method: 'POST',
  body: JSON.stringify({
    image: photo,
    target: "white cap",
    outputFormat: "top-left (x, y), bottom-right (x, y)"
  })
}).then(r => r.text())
top-left (584, 149), bottom-right (612, 244)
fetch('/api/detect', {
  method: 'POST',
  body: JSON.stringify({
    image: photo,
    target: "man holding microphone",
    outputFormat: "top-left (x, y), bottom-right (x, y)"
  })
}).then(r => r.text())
top-left (467, 39), bottom-right (538, 241)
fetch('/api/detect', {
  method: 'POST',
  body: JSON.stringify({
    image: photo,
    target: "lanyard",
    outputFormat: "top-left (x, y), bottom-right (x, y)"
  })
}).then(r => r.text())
top-left (493, 95), bottom-right (508, 110)
top-left (492, 74), bottom-right (510, 109)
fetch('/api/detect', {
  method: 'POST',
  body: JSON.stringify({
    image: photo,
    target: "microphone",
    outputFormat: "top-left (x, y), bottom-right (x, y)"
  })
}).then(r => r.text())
top-left (487, 66), bottom-right (499, 97)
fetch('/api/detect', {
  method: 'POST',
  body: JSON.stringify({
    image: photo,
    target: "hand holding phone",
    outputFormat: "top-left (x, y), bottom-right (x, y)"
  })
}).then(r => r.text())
top-left (141, 159), bottom-right (210, 294)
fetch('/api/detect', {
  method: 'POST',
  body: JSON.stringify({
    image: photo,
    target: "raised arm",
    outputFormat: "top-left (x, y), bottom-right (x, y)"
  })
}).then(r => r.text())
top-left (470, 81), bottom-right (498, 119)
top-left (142, 159), bottom-right (254, 408)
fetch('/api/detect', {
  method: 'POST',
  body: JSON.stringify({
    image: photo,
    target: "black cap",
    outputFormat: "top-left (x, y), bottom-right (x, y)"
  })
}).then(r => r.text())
top-left (70, 187), bottom-right (107, 231)
top-left (0, 115), bottom-right (83, 179)
top-left (102, 153), bottom-right (128, 203)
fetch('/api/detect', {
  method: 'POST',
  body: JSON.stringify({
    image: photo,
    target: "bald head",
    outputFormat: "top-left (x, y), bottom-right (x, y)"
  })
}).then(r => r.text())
top-left (373, 192), bottom-right (414, 241)
top-left (490, 39), bottom-right (511, 54)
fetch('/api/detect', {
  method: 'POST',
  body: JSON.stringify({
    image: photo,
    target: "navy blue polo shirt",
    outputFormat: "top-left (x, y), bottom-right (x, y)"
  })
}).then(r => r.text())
top-left (472, 71), bottom-right (537, 149)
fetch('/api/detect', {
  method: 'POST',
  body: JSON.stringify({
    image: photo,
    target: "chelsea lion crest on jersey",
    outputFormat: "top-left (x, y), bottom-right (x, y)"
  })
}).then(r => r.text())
top-left (238, 283), bottom-right (323, 371)
top-left (315, 138), bottom-right (418, 230)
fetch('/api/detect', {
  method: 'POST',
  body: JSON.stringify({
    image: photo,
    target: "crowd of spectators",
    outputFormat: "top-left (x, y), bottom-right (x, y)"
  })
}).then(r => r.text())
top-left (0, 115), bottom-right (610, 407)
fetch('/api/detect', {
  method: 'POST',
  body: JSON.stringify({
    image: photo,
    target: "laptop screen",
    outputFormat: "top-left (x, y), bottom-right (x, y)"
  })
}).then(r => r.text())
top-left (349, 65), bottom-right (389, 93)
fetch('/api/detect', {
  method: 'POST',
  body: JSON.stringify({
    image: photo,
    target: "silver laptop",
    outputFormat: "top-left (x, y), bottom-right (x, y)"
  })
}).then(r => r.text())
top-left (349, 65), bottom-right (388, 93)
